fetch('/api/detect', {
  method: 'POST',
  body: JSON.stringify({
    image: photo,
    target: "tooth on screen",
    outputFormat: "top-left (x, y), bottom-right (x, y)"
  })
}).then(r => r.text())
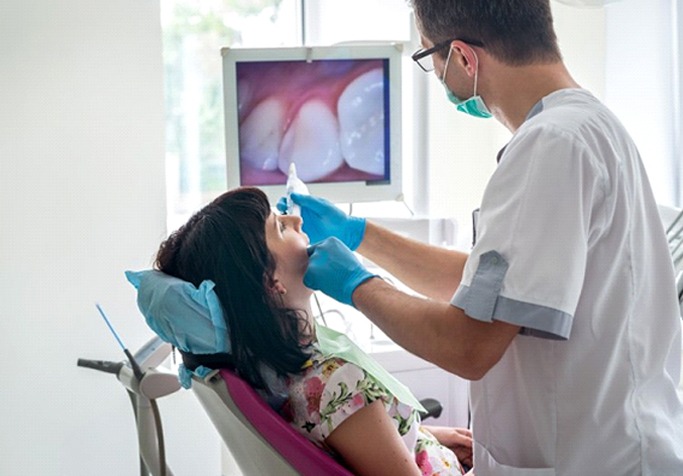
top-left (337, 68), bottom-right (385, 176)
top-left (278, 100), bottom-right (343, 182)
top-left (239, 97), bottom-right (285, 171)
top-left (237, 79), bottom-right (253, 119)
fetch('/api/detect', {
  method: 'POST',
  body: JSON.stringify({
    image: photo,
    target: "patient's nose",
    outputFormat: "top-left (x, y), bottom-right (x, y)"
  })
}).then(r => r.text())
top-left (292, 215), bottom-right (303, 232)
top-left (285, 214), bottom-right (303, 232)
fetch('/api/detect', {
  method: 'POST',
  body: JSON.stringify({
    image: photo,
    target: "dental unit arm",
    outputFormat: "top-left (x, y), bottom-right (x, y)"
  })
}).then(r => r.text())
top-left (77, 336), bottom-right (180, 476)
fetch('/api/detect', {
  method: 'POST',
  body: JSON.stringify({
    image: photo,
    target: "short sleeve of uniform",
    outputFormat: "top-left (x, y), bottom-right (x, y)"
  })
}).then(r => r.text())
top-left (452, 122), bottom-right (608, 340)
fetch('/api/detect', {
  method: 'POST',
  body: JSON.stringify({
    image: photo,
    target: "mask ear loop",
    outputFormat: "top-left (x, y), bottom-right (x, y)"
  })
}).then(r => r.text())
top-left (442, 45), bottom-right (454, 84)
top-left (471, 50), bottom-right (481, 97)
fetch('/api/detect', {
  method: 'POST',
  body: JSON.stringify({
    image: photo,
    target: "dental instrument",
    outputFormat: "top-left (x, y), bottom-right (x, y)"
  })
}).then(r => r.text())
top-left (78, 305), bottom-right (179, 476)
top-left (95, 302), bottom-right (144, 380)
top-left (286, 162), bottom-right (309, 216)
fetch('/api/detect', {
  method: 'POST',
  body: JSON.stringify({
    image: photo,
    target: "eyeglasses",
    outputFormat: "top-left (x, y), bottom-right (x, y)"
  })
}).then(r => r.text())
top-left (411, 38), bottom-right (485, 73)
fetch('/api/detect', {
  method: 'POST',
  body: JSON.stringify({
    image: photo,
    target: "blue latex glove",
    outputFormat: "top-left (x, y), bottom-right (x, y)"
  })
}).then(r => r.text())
top-left (304, 237), bottom-right (377, 307)
top-left (276, 193), bottom-right (366, 250)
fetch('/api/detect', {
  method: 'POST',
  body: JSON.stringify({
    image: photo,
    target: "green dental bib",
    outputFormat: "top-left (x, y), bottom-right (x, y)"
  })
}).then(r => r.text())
top-left (316, 325), bottom-right (426, 413)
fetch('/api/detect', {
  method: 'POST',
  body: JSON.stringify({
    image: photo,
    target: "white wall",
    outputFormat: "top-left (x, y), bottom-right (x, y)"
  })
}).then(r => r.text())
top-left (0, 1), bottom-right (220, 474)
top-left (604, 0), bottom-right (678, 206)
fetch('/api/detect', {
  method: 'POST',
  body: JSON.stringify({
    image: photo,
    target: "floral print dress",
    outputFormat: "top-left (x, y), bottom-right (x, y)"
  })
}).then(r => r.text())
top-left (279, 345), bottom-right (465, 475)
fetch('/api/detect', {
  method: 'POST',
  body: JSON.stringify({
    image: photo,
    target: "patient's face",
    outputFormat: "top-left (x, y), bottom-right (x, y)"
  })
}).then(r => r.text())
top-left (264, 212), bottom-right (311, 302)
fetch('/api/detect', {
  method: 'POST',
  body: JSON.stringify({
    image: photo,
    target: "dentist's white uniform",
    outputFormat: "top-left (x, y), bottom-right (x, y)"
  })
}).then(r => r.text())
top-left (452, 89), bottom-right (683, 475)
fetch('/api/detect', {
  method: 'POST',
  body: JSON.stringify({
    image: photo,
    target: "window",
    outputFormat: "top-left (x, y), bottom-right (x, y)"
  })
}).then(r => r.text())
top-left (161, 0), bottom-right (300, 230)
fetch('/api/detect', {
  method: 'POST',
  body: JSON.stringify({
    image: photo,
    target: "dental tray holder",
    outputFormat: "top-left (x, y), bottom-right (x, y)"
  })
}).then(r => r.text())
top-left (78, 336), bottom-right (179, 476)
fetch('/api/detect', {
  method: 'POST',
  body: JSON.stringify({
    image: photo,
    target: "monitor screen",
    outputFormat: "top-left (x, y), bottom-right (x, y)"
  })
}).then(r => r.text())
top-left (222, 44), bottom-right (403, 204)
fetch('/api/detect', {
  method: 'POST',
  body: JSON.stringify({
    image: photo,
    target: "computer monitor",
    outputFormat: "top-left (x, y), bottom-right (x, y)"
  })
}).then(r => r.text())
top-left (221, 43), bottom-right (403, 205)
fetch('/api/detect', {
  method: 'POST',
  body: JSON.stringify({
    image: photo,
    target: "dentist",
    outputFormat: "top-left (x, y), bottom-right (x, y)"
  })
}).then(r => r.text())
top-left (290, 0), bottom-right (683, 474)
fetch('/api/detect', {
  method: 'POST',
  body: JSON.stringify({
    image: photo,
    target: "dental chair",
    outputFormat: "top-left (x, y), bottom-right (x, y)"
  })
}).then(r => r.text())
top-left (125, 270), bottom-right (354, 474)
top-left (191, 361), bottom-right (444, 476)
top-left (192, 367), bottom-right (353, 476)
top-left (125, 269), bottom-right (443, 475)
top-left (79, 331), bottom-right (354, 476)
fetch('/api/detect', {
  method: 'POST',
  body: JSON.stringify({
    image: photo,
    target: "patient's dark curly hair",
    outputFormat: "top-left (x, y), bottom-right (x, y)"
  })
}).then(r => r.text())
top-left (155, 187), bottom-right (312, 390)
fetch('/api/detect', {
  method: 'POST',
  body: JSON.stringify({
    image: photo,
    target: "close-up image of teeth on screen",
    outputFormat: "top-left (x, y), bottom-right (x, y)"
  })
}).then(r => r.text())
top-left (235, 58), bottom-right (390, 186)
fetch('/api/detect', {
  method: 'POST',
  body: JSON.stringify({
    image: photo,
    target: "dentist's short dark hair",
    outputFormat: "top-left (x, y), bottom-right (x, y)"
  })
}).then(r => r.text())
top-left (410, 0), bottom-right (562, 65)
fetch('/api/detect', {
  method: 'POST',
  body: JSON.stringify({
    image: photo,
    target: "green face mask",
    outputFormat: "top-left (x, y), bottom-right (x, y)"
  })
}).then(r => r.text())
top-left (442, 47), bottom-right (492, 119)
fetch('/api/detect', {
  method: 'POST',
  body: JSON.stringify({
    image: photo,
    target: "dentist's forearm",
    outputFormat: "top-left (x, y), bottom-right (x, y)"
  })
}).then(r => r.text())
top-left (352, 277), bottom-right (520, 381)
top-left (357, 221), bottom-right (468, 302)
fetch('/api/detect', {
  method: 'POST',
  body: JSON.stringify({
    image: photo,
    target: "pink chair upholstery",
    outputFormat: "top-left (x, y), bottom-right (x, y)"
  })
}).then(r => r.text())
top-left (192, 368), bottom-right (354, 476)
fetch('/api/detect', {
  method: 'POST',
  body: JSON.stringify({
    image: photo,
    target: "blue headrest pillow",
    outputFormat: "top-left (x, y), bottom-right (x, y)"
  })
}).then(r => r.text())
top-left (125, 270), bottom-right (231, 356)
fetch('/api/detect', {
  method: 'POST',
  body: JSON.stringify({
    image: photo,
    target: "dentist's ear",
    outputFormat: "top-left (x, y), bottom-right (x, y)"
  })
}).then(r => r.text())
top-left (450, 41), bottom-right (478, 78)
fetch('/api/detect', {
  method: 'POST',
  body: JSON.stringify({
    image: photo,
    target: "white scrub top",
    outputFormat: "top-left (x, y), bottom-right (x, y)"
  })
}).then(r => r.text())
top-left (452, 89), bottom-right (683, 475)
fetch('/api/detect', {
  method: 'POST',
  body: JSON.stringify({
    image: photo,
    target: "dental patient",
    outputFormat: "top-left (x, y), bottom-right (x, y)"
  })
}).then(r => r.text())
top-left (136, 187), bottom-right (472, 475)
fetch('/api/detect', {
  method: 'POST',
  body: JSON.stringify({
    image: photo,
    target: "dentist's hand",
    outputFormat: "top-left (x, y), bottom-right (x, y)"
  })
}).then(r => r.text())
top-left (277, 193), bottom-right (366, 250)
top-left (304, 237), bottom-right (377, 307)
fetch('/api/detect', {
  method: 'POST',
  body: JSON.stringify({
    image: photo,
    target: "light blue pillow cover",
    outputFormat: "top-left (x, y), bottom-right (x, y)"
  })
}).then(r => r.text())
top-left (125, 269), bottom-right (231, 388)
